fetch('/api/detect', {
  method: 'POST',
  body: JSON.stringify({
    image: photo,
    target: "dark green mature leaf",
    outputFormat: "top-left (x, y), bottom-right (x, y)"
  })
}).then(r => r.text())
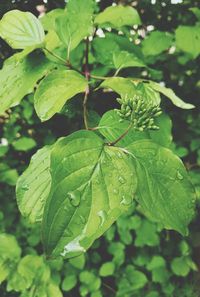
top-left (175, 25), bottom-right (200, 58)
top-left (95, 5), bottom-right (141, 29)
top-left (16, 145), bottom-right (52, 223)
top-left (142, 31), bottom-right (173, 56)
top-left (34, 70), bottom-right (88, 121)
top-left (98, 110), bottom-right (172, 148)
top-left (0, 51), bottom-right (55, 115)
top-left (93, 33), bottom-right (144, 68)
top-left (126, 140), bottom-right (196, 235)
top-left (42, 130), bottom-right (137, 258)
top-left (0, 10), bottom-right (45, 49)
top-left (55, 0), bottom-right (94, 53)
top-left (149, 81), bottom-right (195, 109)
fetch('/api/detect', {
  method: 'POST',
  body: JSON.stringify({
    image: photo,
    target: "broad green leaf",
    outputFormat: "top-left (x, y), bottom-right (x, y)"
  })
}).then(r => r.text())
top-left (175, 25), bottom-right (200, 58)
top-left (100, 77), bottom-right (137, 97)
top-left (117, 265), bottom-right (147, 296)
top-left (12, 137), bottom-right (36, 151)
top-left (171, 257), bottom-right (190, 277)
top-left (0, 233), bottom-right (21, 261)
top-left (95, 5), bottom-right (141, 29)
top-left (142, 31), bottom-right (173, 56)
top-left (0, 51), bottom-right (55, 115)
top-left (92, 33), bottom-right (143, 68)
top-left (62, 274), bottom-right (77, 291)
top-left (34, 70), bottom-right (88, 121)
top-left (0, 233), bottom-right (21, 284)
top-left (126, 140), bottom-right (196, 235)
top-left (16, 145), bottom-right (52, 223)
top-left (42, 130), bottom-right (137, 258)
top-left (149, 81), bottom-right (195, 109)
top-left (135, 220), bottom-right (159, 247)
top-left (41, 9), bottom-right (64, 31)
top-left (100, 78), bottom-right (160, 105)
top-left (99, 262), bottom-right (115, 277)
top-left (55, 0), bottom-right (94, 52)
top-left (0, 164), bottom-right (19, 186)
top-left (0, 10), bottom-right (45, 49)
top-left (113, 51), bottom-right (146, 70)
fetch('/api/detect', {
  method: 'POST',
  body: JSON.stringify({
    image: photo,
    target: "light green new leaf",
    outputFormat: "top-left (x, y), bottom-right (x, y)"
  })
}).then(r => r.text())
top-left (142, 31), bottom-right (173, 56)
top-left (16, 145), bottom-right (52, 223)
top-left (0, 51), bottom-right (55, 115)
top-left (42, 130), bottom-right (137, 258)
top-left (98, 110), bottom-right (172, 148)
top-left (126, 140), bottom-right (196, 235)
top-left (113, 51), bottom-right (146, 70)
top-left (149, 81), bottom-right (195, 109)
top-left (100, 78), bottom-right (160, 105)
top-left (55, 0), bottom-right (94, 52)
top-left (0, 10), bottom-right (45, 49)
top-left (95, 5), bottom-right (141, 29)
top-left (34, 70), bottom-right (88, 121)
top-left (175, 25), bottom-right (200, 58)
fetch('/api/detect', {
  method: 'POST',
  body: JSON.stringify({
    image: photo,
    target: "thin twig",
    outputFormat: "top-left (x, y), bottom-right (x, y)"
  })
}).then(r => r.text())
top-left (44, 47), bottom-right (67, 65)
top-left (102, 282), bottom-right (116, 294)
top-left (83, 37), bottom-right (90, 130)
top-left (108, 122), bottom-right (133, 146)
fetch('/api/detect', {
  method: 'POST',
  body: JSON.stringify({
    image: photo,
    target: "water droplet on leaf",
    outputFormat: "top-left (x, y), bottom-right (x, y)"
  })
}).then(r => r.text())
top-left (67, 190), bottom-right (81, 207)
top-left (98, 210), bottom-right (107, 227)
top-left (118, 176), bottom-right (125, 184)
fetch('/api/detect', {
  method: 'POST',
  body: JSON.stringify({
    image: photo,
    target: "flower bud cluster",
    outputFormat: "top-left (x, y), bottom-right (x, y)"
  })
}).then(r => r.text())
top-left (116, 95), bottom-right (162, 131)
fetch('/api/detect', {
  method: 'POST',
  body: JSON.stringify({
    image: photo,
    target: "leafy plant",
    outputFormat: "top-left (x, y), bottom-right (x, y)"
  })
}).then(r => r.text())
top-left (0, 0), bottom-right (196, 260)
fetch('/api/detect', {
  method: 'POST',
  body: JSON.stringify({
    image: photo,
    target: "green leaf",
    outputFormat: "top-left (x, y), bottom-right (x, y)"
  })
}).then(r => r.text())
top-left (55, 0), bottom-right (94, 52)
top-left (134, 220), bottom-right (159, 247)
top-left (0, 164), bottom-right (19, 186)
top-left (175, 25), bottom-right (200, 58)
top-left (0, 10), bottom-right (45, 49)
top-left (16, 145), bottom-right (52, 223)
top-left (69, 254), bottom-right (85, 269)
top-left (0, 233), bottom-right (21, 261)
top-left (34, 70), bottom-right (87, 121)
top-left (12, 137), bottom-right (36, 151)
top-left (62, 274), bottom-right (77, 291)
top-left (190, 8), bottom-right (200, 21)
top-left (113, 51), bottom-right (146, 70)
top-left (0, 51), bottom-right (55, 115)
top-left (92, 33), bottom-right (143, 68)
top-left (99, 262), bottom-right (115, 277)
top-left (142, 31), bottom-right (173, 56)
top-left (95, 5), bottom-right (141, 29)
top-left (100, 78), bottom-right (160, 106)
top-left (117, 265), bottom-right (147, 296)
top-left (171, 257), bottom-right (190, 277)
top-left (42, 130), bottom-right (137, 258)
top-left (126, 140), bottom-right (196, 235)
top-left (41, 8), bottom-right (64, 31)
top-left (149, 81), bottom-right (195, 109)
top-left (98, 110), bottom-right (172, 148)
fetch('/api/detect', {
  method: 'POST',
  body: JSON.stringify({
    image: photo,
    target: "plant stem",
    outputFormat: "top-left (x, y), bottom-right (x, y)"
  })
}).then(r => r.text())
top-left (90, 74), bottom-right (111, 80)
top-left (43, 47), bottom-right (67, 65)
top-left (83, 37), bottom-right (90, 130)
top-left (108, 121), bottom-right (133, 146)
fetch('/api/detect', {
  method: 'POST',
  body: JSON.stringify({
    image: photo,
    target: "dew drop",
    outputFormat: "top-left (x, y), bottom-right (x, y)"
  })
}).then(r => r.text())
top-left (60, 236), bottom-right (86, 257)
top-left (117, 152), bottom-right (123, 158)
top-left (67, 190), bottom-right (81, 207)
top-left (22, 184), bottom-right (29, 191)
top-left (79, 215), bottom-right (86, 224)
top-left (113, 189), bottom-right (118, 194)
top-left (97, 210), bottom-right (107, 227)
top-left (120, 195), bottom-right (132, 206)
top-left (118, 176), bottom-right (125, 184)
top-left (176, 171), bottom-right (183, 180)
